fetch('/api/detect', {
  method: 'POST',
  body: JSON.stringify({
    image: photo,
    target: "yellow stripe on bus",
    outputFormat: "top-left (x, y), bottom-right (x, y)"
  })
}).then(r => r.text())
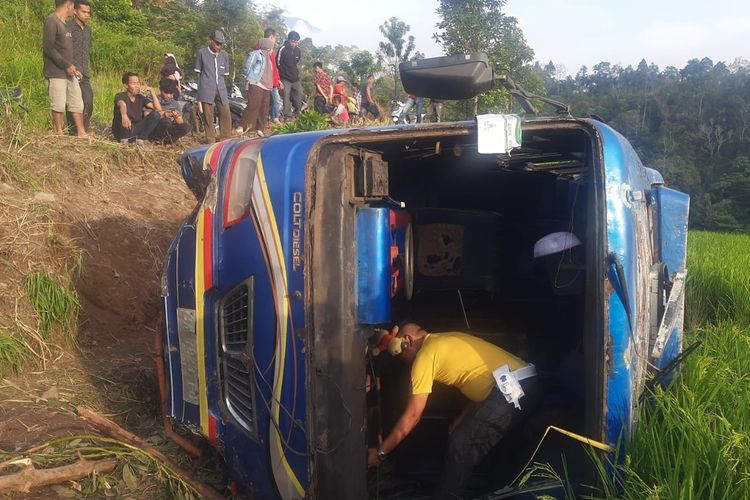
top-left (254, 154), bottom-right (305, 497)
top-left (194, 207), bottom-right (209, 434)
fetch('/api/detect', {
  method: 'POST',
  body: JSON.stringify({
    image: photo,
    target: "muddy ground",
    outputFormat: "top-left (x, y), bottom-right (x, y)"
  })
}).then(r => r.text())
top-left (0, 132), bottom-right (226, 498)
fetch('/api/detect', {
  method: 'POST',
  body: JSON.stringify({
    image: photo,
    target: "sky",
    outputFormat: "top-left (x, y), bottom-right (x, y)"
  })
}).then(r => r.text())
top-left (268, 0), bottom-right (749, 76)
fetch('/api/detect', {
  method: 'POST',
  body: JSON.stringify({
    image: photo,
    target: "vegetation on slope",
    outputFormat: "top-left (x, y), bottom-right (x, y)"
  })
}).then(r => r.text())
top-left (564, 232), bottom-right (750, 500)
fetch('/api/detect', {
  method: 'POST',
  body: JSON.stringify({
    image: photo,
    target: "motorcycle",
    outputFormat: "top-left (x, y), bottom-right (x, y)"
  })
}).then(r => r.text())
top-left (0, 87), bottom-right (29, 115)
top-left (391, 97), bottom-right (425, 124)
top-left (179, 81), bottom-right (246, 136)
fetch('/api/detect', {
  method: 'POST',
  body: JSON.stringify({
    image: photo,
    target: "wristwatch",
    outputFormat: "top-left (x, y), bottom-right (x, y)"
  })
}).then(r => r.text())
top-left (376, 448), bottom-right (387, 462)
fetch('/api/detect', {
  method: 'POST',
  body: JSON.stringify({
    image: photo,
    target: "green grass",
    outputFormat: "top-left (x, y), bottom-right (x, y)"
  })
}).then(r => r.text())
top-left (0, 153), bottom-right (42, 189)
top-left (524, 231), bottom-right (750, 499)
top-left (685, 232), bottom-right (750, 328)
top-left (617, 231), bottom-right (750, 500)
top-left (271, 110), bottom-right (331, 134)
top-left (0, 1), bottom-right (176, 133)
top-left (0, 328), bottom-right (29, 376)
top-left (620, 320), bottom-right (750, 499)
top-left (24, 270), bottom-right (80, 342)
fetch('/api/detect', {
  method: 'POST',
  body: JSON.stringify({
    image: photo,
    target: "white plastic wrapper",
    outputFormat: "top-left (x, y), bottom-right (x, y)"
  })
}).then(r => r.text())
top-left (476, 114), bottom-right (522, 154)
top-left (492, 364), bottom-right (526, 410)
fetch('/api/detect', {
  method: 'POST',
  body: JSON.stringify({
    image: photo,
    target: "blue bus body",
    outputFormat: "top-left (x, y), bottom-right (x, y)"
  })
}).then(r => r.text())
top-left (159, 118), bottom-right (688, 498)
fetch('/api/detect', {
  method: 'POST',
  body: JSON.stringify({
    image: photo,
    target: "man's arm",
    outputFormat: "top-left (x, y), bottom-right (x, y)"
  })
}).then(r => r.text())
top-left (194, 51), bottom-right (202, 77)
top-left (223, 52), bottom-right (230, 77)
top-left (143, 86), bottom-right (162, 112)
top-left (117, 99), bottom-right (131, 129)
top-left (276, 46), bottom-right (284, 74)
top-left (367, 393), bottom-right (428, 467)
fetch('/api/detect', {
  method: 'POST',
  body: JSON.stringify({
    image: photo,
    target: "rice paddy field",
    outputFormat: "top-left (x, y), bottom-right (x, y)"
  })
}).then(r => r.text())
top-left (607, 231), bottom-right (750, 499)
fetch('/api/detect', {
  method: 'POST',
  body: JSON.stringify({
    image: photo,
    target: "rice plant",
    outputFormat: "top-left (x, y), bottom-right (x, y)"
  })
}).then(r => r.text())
top-left (550, 324), bottom-right (750, 499)
top-left (685, 231), bottom-right (750, 328)
top-left (619, 231), bottom-right (750, 499)
top-left (24, 270), bottom-right (80, 341)
top-left (0, 328), bottom-right (28, 376)
top-left (523, 231), bottom-right (750, 499)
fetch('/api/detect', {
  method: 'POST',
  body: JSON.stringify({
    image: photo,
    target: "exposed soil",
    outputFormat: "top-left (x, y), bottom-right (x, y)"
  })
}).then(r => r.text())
top-left (0, 131), bottom-right (224, 498)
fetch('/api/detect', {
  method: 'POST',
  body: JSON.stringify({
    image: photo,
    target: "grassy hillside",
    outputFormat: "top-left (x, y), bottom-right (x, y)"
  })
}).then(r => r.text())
top-left (1, 0), bottom-right (281, 129)
top-left (1, 1), bottom-right (187, 131)
top-left (0, 127), bottom-right (215, 496)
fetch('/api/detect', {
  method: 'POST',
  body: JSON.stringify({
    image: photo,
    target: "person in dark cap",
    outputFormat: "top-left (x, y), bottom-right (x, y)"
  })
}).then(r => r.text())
top-left (276, 30), bottom-right (303, 119)
top-left (194, 29), bottom-right (231, 142)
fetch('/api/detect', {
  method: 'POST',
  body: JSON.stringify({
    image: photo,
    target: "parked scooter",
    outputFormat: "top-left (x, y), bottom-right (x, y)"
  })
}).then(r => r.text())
top-left (0, 87), bottom-right (29, 114)
top-left (391, 97), bottom-right (425, 124)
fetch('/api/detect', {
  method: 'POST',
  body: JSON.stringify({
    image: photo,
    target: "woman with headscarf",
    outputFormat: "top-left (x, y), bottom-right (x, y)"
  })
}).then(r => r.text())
top-left (160, 53), bottom-right (182, 97)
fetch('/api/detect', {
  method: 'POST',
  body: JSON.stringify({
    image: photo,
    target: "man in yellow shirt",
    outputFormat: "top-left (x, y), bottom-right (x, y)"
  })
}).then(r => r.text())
top-left (367, 323), bottom-right (542, 499)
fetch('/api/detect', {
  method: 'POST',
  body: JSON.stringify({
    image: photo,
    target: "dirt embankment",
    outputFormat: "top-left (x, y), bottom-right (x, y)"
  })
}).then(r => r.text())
top-left (0, 131), bottom-right (217, 497)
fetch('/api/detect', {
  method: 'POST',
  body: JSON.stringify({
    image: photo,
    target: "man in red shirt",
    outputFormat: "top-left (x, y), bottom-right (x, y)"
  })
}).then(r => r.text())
top-left (313, 61), bottom-right (333, 114)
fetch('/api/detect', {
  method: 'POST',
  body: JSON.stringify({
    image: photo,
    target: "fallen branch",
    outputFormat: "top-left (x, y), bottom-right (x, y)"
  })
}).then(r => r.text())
top-left (75, 406), bottom-right (223, 500)
top-left (0, 457), bottom-right (116, 493)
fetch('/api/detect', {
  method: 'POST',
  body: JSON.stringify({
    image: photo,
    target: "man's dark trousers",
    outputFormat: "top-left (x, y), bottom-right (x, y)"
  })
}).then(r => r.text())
top-left (432, 377), bottom-right (543, 500)
top-left (281, 79), bottom-right (303, 118)
top-left (67, 78), bottom-right (93, 134)
top-left (150, 118), bottom-right (191, 144)
top-left (114, 111), bottom-right (161, 141)
top-left (314, 96), bottom-right (333, 114)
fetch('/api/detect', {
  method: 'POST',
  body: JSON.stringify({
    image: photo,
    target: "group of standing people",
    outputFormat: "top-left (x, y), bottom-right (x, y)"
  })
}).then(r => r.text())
top-left (42, 1), bottom-right (427, 147)
top-left (193, 27), bottom-right (287, 141)
top-left (234, 28), bottom-right (308, 136)
top-left (311, 66), bottom-right (380, 123)
top-left (235, 28), bottom-right (387, 136)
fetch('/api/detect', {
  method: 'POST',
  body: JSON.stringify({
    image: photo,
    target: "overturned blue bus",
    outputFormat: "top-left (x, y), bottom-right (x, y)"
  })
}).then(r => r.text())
top-left (157, 54), bottom-right (689, 498)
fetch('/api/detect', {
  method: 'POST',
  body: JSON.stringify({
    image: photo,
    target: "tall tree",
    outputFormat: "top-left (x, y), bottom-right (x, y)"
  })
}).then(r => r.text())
top-left (541, 55), bottom-right (750, 231)
top-left (340, 51), bottom-right (379, 86)
top-left (259, 5), bottom-right (288, 41)
top-left (434, 0), bottom-right (535, 115)
top-left (198, 0), bottom-right (262, 80)
top-left (378, 17), bottom-right (418, 98)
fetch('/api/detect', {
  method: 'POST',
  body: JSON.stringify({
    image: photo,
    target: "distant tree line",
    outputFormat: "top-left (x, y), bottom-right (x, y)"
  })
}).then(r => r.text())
top-left (535, 58), bottom-right (750, 232)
